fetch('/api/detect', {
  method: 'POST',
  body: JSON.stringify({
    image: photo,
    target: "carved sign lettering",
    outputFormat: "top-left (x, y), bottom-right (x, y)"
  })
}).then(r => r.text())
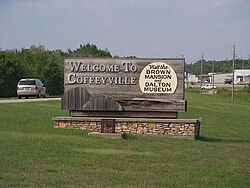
top-left (139, 62), bottom-right (178, 94)
top-left (63, 58), bottom-right (185, 112)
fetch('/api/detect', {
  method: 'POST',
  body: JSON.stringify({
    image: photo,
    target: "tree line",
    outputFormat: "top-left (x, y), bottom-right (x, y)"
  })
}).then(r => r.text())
top-left (185, 59), bottom-right (250, 75)
top-left (0, 44), bottom-right (111, 97)
top-left (1, 43), bottom-right (249, 97)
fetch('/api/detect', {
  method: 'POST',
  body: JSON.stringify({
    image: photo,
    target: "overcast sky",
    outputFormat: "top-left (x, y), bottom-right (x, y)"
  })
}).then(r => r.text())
top-left (0, 0), bottom-right (249, 63)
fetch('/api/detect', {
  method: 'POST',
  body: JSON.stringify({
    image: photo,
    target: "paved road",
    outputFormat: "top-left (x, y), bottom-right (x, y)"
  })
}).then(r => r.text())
top-left (0, 97), bottom-right (61, 104)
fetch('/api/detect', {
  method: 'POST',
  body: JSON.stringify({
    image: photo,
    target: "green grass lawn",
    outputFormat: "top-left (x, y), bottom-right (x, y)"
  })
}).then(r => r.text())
top-left (0, 90), bottom-right (249, 187)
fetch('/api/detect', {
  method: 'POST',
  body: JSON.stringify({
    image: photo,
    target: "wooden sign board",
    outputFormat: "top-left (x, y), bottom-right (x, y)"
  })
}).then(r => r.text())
top-left (62, 58), bottom-right (186, 117)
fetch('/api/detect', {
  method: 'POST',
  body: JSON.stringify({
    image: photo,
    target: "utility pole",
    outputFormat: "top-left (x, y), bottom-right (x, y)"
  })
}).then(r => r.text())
top-left (242, 58), bottom-right (244, 69)
top-left (212, 59), bottom-right (215, 94)
top-left (249, 55), bottom-right (250, 69)
top-left (231, 45), bottom-right (235, 103)
top-left (200, 53), bottom-right (204, 94)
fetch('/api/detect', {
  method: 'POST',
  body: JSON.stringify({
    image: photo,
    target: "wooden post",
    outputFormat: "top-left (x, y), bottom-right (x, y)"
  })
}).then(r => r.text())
top-left (231, 45), bottom-right (235, 103)
top-left (212, 59), bottom-right (215, 94)
top-left (200, 53), bottom-right (204, 94)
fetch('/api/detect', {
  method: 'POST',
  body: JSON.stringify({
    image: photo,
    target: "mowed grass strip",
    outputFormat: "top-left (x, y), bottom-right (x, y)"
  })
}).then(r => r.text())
top-left (0, 91), bottom-right (249, 187)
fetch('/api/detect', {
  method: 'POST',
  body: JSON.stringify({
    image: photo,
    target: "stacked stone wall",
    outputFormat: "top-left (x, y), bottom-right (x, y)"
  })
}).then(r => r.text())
top-left (53, 117), bottom-right (200, 140)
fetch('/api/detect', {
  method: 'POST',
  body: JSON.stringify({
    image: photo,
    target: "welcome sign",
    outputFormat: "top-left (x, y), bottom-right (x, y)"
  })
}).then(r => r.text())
top-left (62, 58), bottom-right (186, 115)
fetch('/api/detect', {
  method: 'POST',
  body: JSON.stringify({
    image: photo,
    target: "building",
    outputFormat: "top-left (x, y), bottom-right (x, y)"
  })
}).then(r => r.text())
top-left (185, 73), bottom-right (198, 84)
top-left (234, 69), bottom-right (250, 84)
top-left (212, 73), bottom-right (231, 84)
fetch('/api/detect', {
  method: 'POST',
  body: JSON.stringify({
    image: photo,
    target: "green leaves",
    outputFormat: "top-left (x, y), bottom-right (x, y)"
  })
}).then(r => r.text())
top-left (0, 44), bottom-right (113, 97)
top-left (72, 43), bottom-right (112, 58)
top-left (186, 59), bottom-right (250, 75)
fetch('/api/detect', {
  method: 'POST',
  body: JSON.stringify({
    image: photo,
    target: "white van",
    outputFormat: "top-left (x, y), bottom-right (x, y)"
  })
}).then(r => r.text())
top-left (17, 79), bottom-right (46, 99)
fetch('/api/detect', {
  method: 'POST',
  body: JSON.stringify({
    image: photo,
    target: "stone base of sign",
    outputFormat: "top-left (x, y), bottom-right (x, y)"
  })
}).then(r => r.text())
top-left (53, 117), bottom-right (200, 140)
top-left (88, 132), bottom-right (124, 139)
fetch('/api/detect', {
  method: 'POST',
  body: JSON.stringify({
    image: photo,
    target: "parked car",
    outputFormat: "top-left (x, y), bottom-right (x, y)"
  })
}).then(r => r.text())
top-left (224, 78), bottom-right (232, 84)
top-left (201, 84), bottom-right (216, 90)
top-left (17, 78), bottom-right (46, 99)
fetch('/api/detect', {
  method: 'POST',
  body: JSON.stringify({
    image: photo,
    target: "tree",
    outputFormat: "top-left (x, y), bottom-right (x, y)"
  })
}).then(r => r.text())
top-left (42, 61), bottom-right (63, 96)
top-left (0, 51), bottom-right (25, 97)
top-left (186, 59), bottom-right (250, 75)
top-left (0, 43), bottom-right (114, 97)
top-left (69, 43), bottom-right (112, 58)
